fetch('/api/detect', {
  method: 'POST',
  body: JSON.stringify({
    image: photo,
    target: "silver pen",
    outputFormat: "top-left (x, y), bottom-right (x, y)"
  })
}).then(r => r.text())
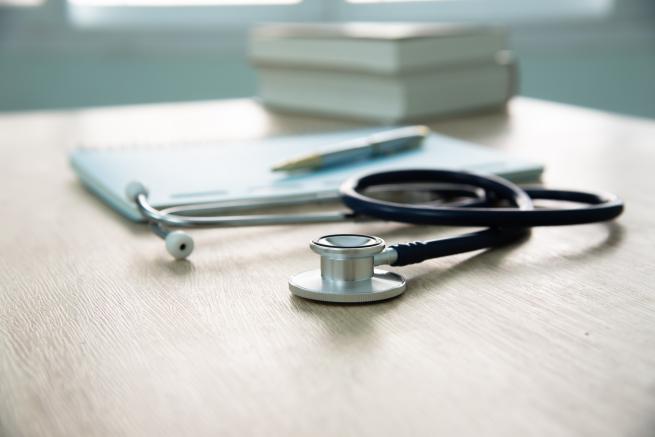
top-left (271, 125), bottom-right (430, 172)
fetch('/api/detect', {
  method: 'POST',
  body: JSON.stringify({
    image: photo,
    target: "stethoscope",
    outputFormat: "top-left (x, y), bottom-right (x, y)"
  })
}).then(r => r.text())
top-left (126, 169), bottom-right (624, 303)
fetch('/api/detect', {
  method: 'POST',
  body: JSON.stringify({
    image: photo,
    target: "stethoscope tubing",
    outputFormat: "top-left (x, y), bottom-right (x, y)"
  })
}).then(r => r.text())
top-left (132, 168), bottom-right (623, 264)
top-left (339, 169), bottom-right (623, 266)
top-left (135, 169), bottom-right (624, 229)
top-left (340, 169), bottom-right (624, 227)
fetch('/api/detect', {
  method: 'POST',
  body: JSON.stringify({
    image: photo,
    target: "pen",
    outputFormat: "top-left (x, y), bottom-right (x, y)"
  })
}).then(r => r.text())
top-left (271, 125), bottom-right (430, 172)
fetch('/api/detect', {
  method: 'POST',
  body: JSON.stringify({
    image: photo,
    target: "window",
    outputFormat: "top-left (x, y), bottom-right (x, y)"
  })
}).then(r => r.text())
top-left (66, 0), bottom-right (614, 28)
top-left (338, 0), bottom-right (614, 22)
top-left (70, 0), bottom-right (299, 5)
top-left (67, 0), bottom-right (320, 27)
top-left (0, 0), bottom-right (44, 5)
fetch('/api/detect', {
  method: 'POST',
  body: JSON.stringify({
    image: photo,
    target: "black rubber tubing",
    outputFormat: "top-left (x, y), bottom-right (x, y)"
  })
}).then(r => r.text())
top-left (339, 169), bottom-right (624, 267)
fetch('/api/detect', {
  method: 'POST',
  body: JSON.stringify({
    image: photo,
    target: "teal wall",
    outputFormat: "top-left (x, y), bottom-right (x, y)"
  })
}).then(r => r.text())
top-left (0, 52), bottom-right (257, 110)
top-left (518, 49), bottom-right (655, 119)
top-left (2, 49), bottom-right (654, 118)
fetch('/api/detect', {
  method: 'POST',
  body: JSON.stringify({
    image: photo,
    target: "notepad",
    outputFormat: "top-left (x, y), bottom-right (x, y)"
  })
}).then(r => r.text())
top-left (70, 128), bottom-right (543, 222)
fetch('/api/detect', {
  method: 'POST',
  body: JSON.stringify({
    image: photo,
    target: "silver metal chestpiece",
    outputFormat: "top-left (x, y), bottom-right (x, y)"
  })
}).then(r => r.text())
top-left (288, 234), bottom-right (406, 303)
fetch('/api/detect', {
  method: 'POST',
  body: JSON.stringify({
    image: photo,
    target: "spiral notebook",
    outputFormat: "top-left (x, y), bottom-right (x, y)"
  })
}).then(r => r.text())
top-left (70, 128), bottom-right (543, 222)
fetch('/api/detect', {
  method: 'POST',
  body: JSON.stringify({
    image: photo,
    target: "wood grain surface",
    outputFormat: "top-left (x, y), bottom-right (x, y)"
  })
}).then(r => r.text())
top-left (1, 98), bottom-right (654, 437)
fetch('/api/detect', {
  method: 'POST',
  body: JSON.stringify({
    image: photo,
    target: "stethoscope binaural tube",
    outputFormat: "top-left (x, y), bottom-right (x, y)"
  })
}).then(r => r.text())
top-left (126, 180), bottom-right (355, 259)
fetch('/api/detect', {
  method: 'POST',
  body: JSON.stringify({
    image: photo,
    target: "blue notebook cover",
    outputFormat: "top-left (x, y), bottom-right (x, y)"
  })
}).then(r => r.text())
top-left (70, 128), bottom-right (543, 222)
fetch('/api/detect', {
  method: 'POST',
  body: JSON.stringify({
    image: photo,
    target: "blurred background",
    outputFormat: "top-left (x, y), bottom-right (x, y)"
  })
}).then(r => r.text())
top-left (1, 0), bottom-right (653, 118)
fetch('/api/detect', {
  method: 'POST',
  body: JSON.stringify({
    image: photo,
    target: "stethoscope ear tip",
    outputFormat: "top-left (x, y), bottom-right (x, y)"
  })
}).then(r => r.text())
top-left (125, 181), bottom-right (149, 202)
top-left (165, 231), bottom-right (194, 260)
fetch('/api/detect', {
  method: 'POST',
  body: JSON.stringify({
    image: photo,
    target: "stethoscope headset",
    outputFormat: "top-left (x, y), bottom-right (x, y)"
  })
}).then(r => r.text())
top-left (127, 168), bottom-right (623, 303)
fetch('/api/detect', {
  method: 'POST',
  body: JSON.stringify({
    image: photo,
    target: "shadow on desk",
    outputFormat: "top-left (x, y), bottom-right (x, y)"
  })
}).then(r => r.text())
top-left (293, 220), bottom-right (624, 307)
top-left (287, 222), bottom-right (623, 347)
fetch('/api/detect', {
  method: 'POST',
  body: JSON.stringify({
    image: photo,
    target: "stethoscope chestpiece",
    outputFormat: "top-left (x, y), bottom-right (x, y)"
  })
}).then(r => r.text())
top-left (289, 234), bottom-right (406, 303)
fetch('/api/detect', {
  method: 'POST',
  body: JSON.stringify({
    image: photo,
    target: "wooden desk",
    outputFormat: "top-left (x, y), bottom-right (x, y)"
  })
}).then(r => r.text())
top-left (1, 98), bottom-right (654, 437)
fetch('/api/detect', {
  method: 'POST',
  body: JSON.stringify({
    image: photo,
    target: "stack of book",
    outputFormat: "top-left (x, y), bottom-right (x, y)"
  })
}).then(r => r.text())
top-left (249, 23), bottom-right (517, 123)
